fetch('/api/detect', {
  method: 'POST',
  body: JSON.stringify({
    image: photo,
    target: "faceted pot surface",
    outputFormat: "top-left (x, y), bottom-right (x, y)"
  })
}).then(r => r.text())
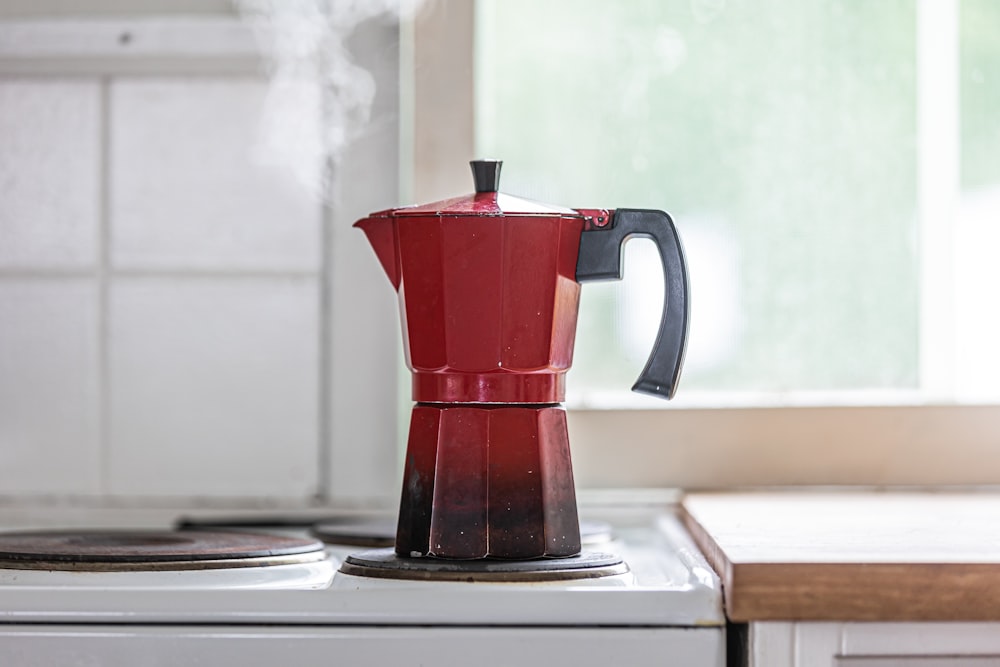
top-left (396, 214), bottom-right (584, 404)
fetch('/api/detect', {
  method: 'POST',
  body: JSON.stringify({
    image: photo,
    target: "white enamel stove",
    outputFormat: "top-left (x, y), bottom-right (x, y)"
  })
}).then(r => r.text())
top-left (0, 502), bottom-right (724, 667)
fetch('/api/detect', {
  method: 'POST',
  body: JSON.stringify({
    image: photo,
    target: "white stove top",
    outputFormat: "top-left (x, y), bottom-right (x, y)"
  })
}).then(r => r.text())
top-left (0, 504), bottom-right (725, 667)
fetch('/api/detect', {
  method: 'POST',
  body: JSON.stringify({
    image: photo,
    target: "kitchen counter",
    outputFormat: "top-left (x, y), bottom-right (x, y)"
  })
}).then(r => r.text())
top-left (681, 492), bottom-right (1000, 622)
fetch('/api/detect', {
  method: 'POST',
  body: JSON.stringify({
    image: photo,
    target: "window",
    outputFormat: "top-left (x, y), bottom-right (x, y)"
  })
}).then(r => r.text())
top-left (957, 0), bottom-right (1000, 402)
top-left (470, 0), bottom-right (1000, 408)
top-left (410, 0), bottom-right (1000, 488)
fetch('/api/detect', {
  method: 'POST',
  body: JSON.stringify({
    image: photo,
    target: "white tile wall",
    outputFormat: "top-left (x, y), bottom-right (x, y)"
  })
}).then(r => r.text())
top-left (0, 17), bottom-right (401, 505)
top-left (324, 19), bottom-right (404, 505)
top-left (0, 79), bottom-right (100, 268)
top-left (110, 78), bottom-right (321, 271)
top-left (0, 280), bottom-right (100, 494)
top-left (108, 278), bottom-right (319, 497)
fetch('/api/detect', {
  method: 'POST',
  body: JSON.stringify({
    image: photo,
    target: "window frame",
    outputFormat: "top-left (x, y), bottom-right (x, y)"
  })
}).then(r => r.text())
top-left (409, 0), bottom-right (1000, 490)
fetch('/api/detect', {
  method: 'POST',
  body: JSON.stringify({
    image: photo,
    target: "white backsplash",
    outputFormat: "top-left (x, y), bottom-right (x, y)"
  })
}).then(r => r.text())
top-left (0, 279), bottom-right (101, 494)
top-left (107, 277), bottom-right (319, 497)
top-left (110, 78), bottom-right (323, 272)
top-left (0, 16), bottom-right (402, 507)
top-left (0, 80), bottom-right (101, 268)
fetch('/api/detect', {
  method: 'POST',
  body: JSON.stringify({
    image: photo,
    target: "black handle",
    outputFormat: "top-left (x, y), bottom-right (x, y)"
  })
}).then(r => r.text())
top-left (575, 208), bottom-right (689, 399)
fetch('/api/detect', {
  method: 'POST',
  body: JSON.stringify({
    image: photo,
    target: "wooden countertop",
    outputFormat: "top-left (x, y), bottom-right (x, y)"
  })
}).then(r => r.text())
top-left (681, 492), bottom-right (1000, 622)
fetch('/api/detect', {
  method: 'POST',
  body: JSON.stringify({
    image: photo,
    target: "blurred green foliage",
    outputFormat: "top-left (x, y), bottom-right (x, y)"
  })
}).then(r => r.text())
top-left (475, 0), bottom-right (920, 396)
top-left (961, 0), bottom-right (1000, 191)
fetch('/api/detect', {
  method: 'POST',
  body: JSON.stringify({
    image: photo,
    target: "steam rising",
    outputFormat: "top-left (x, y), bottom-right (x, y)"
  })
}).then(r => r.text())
top-left (236, 0), bottom-right (422, 199)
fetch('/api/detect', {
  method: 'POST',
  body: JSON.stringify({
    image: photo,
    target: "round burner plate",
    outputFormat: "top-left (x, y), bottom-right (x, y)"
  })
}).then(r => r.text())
top-left (340, 548), bottom-right (628, 582)
top-left (311, 518), bottom-right (396, 548)
top-left (0, 530), bottom-right (325, 571)
top-left (311, 518), bottom-right (615, 550)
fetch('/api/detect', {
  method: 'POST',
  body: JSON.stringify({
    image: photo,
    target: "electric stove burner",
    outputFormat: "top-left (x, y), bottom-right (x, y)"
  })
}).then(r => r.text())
top-left (0, 530), bottom-right (326, 571)
top-left (310, 518), bottom-right (615, 549)
top-left (311, 518), bottom-right (396, 547)
top-left (579, 520), bottom-right (614, 546)
top-left (176, 514), bottom-right (347, 530)
top-left (339, 548), bottom-right (628, 582)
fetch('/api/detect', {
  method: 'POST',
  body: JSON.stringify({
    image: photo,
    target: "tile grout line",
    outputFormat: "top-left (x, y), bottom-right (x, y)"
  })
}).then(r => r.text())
top-left (0, 268), bottom-right (321, 280)
top-left (97, 75), bottom-right (112, 498)
top-left (0, 269), bottom-right (96, 279)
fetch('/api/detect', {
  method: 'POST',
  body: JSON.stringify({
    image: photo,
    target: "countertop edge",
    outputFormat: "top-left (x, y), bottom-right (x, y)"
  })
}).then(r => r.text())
top-left (680, 493), bottom-right (1000, 623)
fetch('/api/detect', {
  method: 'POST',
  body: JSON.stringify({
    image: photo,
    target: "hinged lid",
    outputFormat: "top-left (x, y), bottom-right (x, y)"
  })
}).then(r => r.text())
top-left (368, 159), bottom-right (579, 217)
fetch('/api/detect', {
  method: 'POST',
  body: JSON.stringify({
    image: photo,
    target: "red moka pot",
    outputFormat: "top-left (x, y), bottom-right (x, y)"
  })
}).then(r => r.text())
top-left (355, 160), bottom-right (689, 560)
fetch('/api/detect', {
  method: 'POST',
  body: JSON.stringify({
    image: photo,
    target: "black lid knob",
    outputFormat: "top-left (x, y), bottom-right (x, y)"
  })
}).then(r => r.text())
top-left (470, 159), bottom-right (502, 193)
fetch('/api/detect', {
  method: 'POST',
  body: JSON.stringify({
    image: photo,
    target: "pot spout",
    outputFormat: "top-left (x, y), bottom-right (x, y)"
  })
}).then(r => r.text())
top-left (354, 216), bottom-right (400, 290)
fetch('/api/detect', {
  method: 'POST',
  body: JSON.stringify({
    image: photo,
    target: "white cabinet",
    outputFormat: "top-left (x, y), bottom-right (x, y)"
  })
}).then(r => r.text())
top-left (744, 621), bottom-right (1000, 667)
